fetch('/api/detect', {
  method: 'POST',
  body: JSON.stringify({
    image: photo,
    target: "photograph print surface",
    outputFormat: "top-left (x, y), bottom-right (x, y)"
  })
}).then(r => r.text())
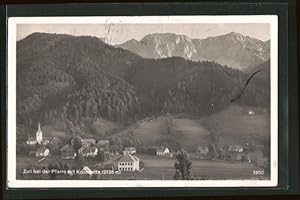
top-left (7, 16), bottom-right (278, 187)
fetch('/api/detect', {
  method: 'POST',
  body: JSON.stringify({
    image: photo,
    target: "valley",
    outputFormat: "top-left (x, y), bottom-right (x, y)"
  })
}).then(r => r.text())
top-left (15, 31), bottom-right (271, 180)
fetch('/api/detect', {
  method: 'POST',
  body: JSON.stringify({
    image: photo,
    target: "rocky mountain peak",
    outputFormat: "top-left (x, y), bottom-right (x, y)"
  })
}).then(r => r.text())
top-left (117, 32), bottom-right (270, 71)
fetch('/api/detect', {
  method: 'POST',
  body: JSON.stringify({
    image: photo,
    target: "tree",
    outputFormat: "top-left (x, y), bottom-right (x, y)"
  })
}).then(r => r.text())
top-left (109, 137), bottom-right (123, 154)
top-left (174, 150), bottom-right (192, 180)
top-left (72, 136), bottom-right (83, 153)
top-left (97, 149), bottom-right (105, 162)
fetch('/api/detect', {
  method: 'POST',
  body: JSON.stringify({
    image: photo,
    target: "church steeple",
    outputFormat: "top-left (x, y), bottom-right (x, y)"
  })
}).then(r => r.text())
top-left (36, 122), bottom-right (43, 144)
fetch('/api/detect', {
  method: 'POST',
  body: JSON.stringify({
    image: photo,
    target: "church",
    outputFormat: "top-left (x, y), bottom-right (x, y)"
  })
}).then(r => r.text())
top-left (26, 123), bottom-right (50, 146)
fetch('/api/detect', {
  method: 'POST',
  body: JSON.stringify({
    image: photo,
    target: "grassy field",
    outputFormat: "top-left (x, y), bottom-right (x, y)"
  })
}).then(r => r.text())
top-left (205, 105), bottom-right (270, 145)
top-left (98, 154), bottom-right (269, 180)
top-left (114, 104), bottom-right (269, 148)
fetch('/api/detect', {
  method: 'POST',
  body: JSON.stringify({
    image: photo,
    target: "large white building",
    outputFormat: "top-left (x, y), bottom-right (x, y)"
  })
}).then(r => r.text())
top-left (117, 154), bottom-right (139, 171)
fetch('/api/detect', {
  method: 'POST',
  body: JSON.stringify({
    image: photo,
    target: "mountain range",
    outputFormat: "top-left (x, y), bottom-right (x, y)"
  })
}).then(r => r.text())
top-left (16, 32), bottom-right (270, 140)
top-left (116, 32), bottom-right (270, 71)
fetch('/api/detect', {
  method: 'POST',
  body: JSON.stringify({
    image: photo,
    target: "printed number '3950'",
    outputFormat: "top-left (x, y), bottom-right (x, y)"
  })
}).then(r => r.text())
top-left (253, 170), bottom-right (264, 175)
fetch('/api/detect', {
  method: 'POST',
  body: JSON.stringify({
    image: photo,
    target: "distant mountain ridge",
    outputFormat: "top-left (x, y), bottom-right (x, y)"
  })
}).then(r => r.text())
top-left (116, 32), bottom-right (270, 71)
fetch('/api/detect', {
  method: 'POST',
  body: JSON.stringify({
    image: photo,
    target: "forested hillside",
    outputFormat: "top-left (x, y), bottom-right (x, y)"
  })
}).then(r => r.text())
top-left (17, 33), bottom-right (270, 137)
top-left (126, 58), bottom-right (269, 116)
top-left (17, 33), bottom-right (142, 134)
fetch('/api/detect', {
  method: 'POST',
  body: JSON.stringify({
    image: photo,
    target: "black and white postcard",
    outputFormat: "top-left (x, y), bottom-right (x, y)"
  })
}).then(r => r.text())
top-left (7, 16), bottom-right (278, 188)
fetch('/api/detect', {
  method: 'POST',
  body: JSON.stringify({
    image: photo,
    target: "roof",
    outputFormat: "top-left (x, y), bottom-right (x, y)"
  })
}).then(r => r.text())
top-left (156, 146), bottom-right (169, 152)
top-left (118, 154), bottom-right (139, 163)
top-left (79, 146), bottom-right (98, 154)
top-left (97, 140), bottom-right (109, 145)
top-left (124, 147), bottom-right (136, 151)
top-left (82, 139), bottom-right (96, 145)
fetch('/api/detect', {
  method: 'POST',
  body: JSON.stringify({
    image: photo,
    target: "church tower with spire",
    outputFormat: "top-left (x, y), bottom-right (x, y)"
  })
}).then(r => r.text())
top-left (36, 122), bottom-right (43, 144)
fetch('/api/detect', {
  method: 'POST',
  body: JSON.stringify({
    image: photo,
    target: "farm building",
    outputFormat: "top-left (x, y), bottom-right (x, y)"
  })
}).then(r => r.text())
top-left (156, 146), bottom-right (173, 157)
top-left (35, 147), bottom-right (50, 157)
top-left (123, 147), bottom-right (136, 155)
top-left (78, 146), bottom-right (98, 157)
top-left (117, 154), bottom-right (140, 171)
top-left (60, 144), bottom-right (77, 159)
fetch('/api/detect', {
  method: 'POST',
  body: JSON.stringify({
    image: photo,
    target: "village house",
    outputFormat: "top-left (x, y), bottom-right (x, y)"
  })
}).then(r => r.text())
top-left (123, 147), bottom-right (136, 155)
top-left (78, 146), bottom-right (98, 157)
top-left (26, 137), bottom-right (37, 145)
top-left (60, 144), bottom-right (77, 159)
top-left (35, 147), bottom-right (50, 157)
top-left (196, 145), bottom-right (210, 156)
top-left (117, 154), bottom-right (140, 171)
top-left (156, 146), bottom-right (173, 157)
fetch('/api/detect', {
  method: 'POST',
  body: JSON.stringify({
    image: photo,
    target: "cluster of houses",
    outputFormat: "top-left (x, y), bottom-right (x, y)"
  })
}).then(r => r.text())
top-left (25, 123), bottom-right (267, 171)
top-left (26, 123), bottom-right (108, 159)
top-left (191, 143), bottom-right (267, 167)
top-left (25, 123), bottom-right (143, 171)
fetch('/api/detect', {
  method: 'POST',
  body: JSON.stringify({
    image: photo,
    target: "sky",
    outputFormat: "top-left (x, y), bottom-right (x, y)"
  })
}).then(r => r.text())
top-left (17, 23), bottom-right (270, 44)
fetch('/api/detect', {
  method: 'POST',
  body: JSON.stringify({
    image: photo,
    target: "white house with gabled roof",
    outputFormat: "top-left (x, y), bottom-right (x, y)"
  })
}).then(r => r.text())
top-left (117, 154), bottom-right (139, 171)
